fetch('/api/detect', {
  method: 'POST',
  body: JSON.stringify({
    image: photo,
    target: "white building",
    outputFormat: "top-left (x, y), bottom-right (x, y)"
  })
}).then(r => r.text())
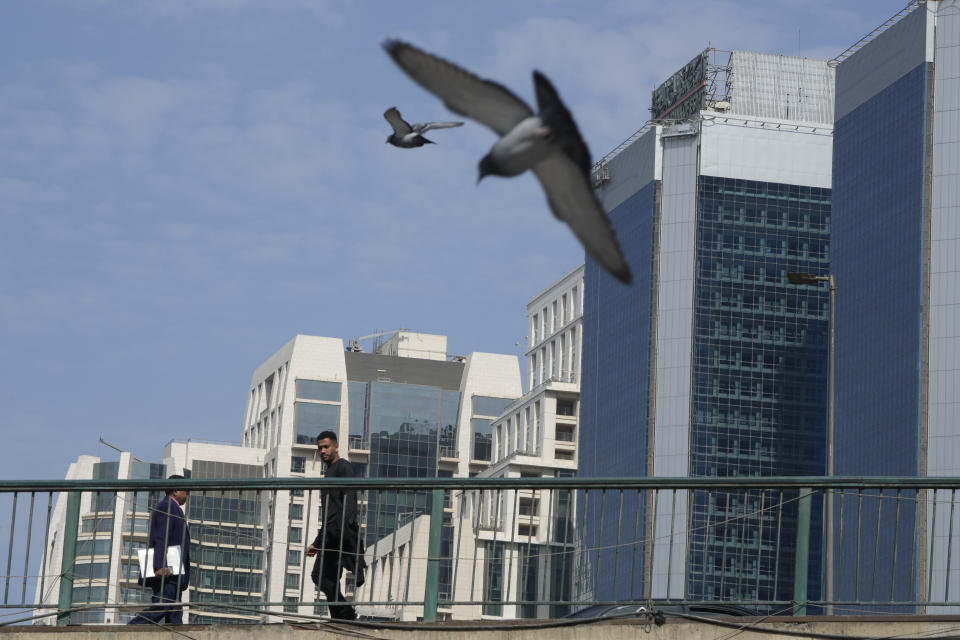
top-left (32, 443), bottom-right (267, 625)
top-left (239, 331), bottom-right (521, 618)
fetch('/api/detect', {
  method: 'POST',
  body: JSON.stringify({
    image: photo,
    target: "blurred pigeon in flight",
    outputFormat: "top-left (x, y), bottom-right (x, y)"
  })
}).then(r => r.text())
top-left (382, 39), bottom-right (632, 284)
top-left (383, 107), bottom-right (463, 148)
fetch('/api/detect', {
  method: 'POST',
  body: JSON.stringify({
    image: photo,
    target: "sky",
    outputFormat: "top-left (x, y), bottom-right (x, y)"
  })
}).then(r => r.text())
top-left (0, 0), bottom-right (911, 480)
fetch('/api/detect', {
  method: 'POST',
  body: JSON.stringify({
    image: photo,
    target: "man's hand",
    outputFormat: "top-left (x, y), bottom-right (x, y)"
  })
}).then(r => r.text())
top-left (305, 545), bottom-right (318, 557)
top-left (154, 567), bottom-right (172, 577)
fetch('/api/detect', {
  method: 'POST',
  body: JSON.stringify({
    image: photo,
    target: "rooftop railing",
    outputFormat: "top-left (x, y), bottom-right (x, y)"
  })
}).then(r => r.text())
top-left (2, 476), bottom-right (960, 626)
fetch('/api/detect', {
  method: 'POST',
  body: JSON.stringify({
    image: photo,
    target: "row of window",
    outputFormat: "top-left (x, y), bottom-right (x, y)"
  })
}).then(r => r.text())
top-left (492, 400), bottom-right (544, 462)
top-left (529, 326), bottom-right (579, 389)
top-left (530, 282), bottom-right (582, 347)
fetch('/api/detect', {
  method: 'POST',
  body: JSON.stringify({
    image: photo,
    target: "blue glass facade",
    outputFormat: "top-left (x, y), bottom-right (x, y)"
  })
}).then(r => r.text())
top-left (351, 380), bottom-right (461, 584)
top-left (580, 181), bottom-right (657, 600)
top-left (832, 62), bottom-right (930, 605)
top-left (689, 175), bottom-right (830, 604)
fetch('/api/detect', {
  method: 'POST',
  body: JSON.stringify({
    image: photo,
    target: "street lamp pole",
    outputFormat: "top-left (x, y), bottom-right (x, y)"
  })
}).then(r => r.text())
top-left (787, 271), bottom-right (835, 614)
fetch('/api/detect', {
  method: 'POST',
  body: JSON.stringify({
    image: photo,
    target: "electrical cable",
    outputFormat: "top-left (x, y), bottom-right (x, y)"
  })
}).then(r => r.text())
top-left (661, 607), bottom-right (960, 640)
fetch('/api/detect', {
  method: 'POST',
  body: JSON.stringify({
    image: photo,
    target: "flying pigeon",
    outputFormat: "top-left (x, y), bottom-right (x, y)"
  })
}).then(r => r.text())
top-left (383, 107), bottom-right (463, 148)
top-left (382, 39), bottom-right (632, 284)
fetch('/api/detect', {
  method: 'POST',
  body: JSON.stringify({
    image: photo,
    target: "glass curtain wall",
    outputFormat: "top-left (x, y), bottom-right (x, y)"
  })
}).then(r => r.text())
top-left (688, 175), bottom-right (830, 606)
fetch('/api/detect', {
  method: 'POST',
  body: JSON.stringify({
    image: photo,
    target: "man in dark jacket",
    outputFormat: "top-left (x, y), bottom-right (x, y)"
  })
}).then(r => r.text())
top-left (129, 476), bottom-right (191, 625)
top-left (307, 430), bottom-right (365, 620)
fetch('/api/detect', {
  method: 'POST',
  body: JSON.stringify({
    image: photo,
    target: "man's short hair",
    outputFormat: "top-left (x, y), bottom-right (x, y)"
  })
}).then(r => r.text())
top-left (316, 430), bottom-right (338, 444)
top-left (166, 474), bottom-right (185, 496)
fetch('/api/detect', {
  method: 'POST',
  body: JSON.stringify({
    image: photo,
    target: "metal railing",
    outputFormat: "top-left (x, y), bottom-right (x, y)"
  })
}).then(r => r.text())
top-left (829, 0), bottom-right (921, 66)
top-left (3, 477), bottom-right (960, 626)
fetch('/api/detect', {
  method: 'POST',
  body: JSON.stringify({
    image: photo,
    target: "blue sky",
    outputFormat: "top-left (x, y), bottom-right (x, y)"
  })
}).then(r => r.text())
top-left (0, 0), bottom-right (908, 479)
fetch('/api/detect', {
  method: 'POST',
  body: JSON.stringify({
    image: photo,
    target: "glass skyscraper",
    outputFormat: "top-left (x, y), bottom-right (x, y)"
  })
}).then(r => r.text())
top-left (831, 0), bottom-right (960, 610)
top-left (579, 50), bottom-right (835, 605)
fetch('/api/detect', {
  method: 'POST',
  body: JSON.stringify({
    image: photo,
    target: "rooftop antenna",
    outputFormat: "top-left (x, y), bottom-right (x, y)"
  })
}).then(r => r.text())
top-left (99, 435), bottom-right (145, 463)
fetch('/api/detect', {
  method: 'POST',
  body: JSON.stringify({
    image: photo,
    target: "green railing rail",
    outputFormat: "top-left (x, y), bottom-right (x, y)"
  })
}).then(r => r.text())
top-left (7, 475), bottom-right (960, 492)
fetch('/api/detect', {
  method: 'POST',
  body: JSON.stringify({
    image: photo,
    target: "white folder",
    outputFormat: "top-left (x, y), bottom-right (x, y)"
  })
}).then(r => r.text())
top-left (137, 545), bottom-right (184, 578)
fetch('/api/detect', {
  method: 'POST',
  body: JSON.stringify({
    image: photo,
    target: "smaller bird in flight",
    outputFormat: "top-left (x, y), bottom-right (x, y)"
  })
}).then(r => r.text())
top-left (383, 107), bottom-right (463, 148)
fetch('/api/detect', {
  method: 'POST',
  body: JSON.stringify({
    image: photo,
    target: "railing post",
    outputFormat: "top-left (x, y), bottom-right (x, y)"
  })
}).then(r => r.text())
top-left (423, 488), bottom-right (444, 622)
top-left (793, 487), bottom-right (811, 616)
top-left (57, 491), bottom-right (81, 626)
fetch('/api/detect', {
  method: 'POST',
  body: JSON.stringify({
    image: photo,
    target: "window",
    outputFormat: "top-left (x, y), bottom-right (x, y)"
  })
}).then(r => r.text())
top-left (518, 545), bottom-right (539, 619)
top-left (348, 381), bottom-right (369, 446)
top-left (570, 327), bottom-right (577, 382)
top-left (556, 425), bottom-right (576, 442)
top-left (518, 497), bottom-right (540, 516)
top-left (80, 518), bottom-right (113, 533)
top-left (533, 401), bottom-right (540, 444)
top-left (71, 586), bottom-right (107, 603)
top-left (555, 449), bottom-right (574, 461)
top-left (517, 523), bottom-right (538, 538)
top-left (265, 373), bottom-right (275, 408)
top-left (289, 526), bottom-right (302, 544)
top-left (285, 573), bottom-right (300, 590)
top-left (294, 402), bottom-right (340, 444)
top-left (287, 550), bottom-right (301, 566)
top-left (284, 596), bottom-right (298, 613)
top-left (483, 541), bottom-right (504, 616)
top-left (295, 379), bottom-right (342, 402)
top-left (474, 396), bottom-right (513, 417)
top-left (290, 456), bottom-right (306, 474)
top-left (123, 517), bottom-right (149, 534)
top-left (556, 399), bottom-right (576, 416)
top-left (73, 562), bottom-right (110, 579)
top-left (472, 418), bottom-right (493, 461)
top-left (92, 491), bottom-right (115, 513)
top-left (76, 539), bottom-right (112, 556)
top-left (560, 334), bottom-right (567, 379)
top-left (289, 503), bottom-right (303, 520)
top-left (121, 563), bottom-right (140, 580)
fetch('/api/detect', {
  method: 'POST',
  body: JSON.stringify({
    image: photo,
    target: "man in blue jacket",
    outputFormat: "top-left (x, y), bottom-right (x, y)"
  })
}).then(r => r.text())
top-left (129, 475), bottom-right (191, 625)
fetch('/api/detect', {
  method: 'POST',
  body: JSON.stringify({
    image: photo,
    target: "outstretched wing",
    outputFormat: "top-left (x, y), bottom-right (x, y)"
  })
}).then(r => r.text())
top-left (413, 120), bottom-right (465, 134)
top-left (383, 107), bottom-right (412, 136)
top-left (533, 71), bottom-right (591, 178)
top-left (532, 154), bottom-right (632, 284)
top-left (383, 40), bottom-right (532, 136)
